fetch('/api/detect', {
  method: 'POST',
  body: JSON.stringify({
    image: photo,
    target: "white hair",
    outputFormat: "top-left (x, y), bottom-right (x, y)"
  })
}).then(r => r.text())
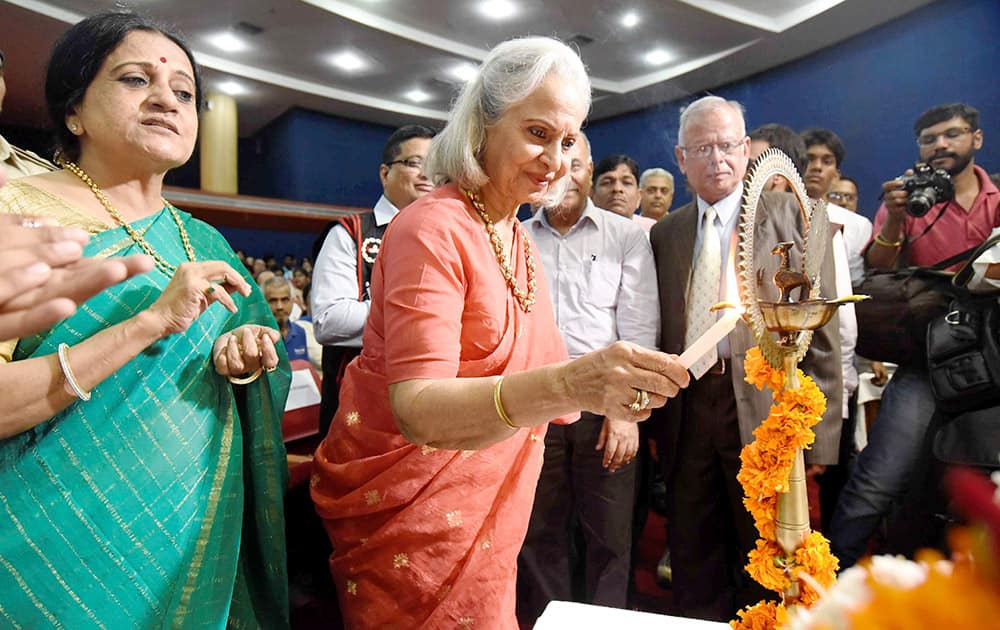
top-left (677, 95), bottom-right (746, 147)
top-left (423, 36), bottom-right (591, 207)
top-left (639, 167), bottom-right (674, 188)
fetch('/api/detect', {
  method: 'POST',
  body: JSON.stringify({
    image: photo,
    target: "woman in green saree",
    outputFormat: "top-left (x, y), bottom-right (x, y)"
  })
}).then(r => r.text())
top-left (0, 12), bottom-right (291, 628)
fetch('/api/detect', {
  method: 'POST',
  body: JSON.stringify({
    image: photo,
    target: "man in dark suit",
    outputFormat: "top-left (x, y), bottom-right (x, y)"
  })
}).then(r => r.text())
top-left (649, 96), bottom-right (842, 621)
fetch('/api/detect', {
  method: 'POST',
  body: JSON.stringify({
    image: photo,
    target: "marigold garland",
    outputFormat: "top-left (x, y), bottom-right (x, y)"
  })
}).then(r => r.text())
top-left (730, 347), bottom-right (839, 629)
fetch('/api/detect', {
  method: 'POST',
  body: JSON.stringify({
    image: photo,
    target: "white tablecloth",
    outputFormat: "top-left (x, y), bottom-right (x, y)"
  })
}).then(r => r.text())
top-left (534, 601), bottom-right (730, 629)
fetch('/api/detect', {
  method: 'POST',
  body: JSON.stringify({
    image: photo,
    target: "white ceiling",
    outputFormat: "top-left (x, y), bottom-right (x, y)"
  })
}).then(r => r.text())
top-left (0, 0), bottom-right (933, 136)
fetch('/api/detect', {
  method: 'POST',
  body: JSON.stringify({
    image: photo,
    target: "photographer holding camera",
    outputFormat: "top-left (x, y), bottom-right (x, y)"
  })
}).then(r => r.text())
top-left (830, 103), bottom-right (1000, 569)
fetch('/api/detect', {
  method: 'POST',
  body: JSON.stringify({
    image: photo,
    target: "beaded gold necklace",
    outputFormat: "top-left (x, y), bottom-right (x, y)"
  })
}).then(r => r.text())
top-left (463, 189), bottom-right (536, 312)
top-left (64, 161), bottom-right (196, 275)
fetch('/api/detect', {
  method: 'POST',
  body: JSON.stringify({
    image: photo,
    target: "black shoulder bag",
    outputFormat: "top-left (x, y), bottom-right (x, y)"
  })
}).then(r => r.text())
top-left (924, 233), bottom-right (1000, 468)
top-left (855, 246), bottom-right (981, 365)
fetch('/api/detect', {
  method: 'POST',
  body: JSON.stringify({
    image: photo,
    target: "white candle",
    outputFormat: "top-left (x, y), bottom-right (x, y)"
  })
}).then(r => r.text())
top-left (678, 307), bottom-right (742, 370)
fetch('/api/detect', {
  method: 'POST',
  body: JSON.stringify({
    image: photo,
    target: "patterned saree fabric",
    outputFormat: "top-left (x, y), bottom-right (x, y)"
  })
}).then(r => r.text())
top-left (0, 180), bottom-right (291, 629)
top-left (311, 184), bottom-right (574, 629)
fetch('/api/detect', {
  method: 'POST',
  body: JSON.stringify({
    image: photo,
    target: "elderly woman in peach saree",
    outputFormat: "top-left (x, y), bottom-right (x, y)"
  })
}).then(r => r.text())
top-left (310, 36), bottom-right (690, 629)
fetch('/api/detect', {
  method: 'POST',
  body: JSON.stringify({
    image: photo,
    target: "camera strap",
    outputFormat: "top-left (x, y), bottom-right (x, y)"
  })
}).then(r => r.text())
top-left (908, 200), bottom-right (950, 246)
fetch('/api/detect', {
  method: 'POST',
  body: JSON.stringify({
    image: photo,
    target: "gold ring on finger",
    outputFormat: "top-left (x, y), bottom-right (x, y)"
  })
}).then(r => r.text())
top-left (639, 389), bottom-right (650, 410)
top-left (628, 389), bottom-right (643, 413)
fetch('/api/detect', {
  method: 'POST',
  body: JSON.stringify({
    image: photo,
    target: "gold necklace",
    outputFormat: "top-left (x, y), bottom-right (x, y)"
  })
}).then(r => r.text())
top-left (64, 161), bottom-right (196, 274)
top-left (463, 189), bottom-right (536, 312)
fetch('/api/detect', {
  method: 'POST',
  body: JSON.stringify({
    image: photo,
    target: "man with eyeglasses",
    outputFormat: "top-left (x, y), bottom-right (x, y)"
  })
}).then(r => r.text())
top-left (827, 176), bottom-right (859, 213)
top-left (830, 102), bottom-right (1000, 569)
top-left (649, 96), bottom-right (841, 621)
top-left (311, 124), bottom-right (436, 433)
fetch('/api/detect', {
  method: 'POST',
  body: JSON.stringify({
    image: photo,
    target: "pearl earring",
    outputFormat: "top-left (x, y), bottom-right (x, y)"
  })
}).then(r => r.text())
top-left (70, 124), bottom-right (79, 132)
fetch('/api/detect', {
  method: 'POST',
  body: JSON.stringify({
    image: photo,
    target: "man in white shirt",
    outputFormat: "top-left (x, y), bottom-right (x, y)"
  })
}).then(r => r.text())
top-left (517, 132), bottom-right (659, 623)
top-left (801, 128), bottom-right (873, 529)
top-left (310, 124), bottom-right (435, 432)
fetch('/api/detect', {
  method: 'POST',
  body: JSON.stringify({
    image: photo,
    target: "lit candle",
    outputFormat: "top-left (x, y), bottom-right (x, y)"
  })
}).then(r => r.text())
top-left (678, 306), bottom-right (742, 370)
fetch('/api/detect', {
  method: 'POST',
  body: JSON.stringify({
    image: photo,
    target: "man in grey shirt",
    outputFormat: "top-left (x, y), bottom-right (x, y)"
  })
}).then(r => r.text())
top-left (517, 132), bottom-right (659, 622)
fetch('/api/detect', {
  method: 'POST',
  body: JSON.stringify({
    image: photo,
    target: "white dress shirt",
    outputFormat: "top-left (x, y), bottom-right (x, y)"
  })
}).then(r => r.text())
top-left (525, 199), bottom-right (659, 358)
top-left (826, 202), bottom-right (873, 287)
top-left (311, 195), bottom-right (399, 347)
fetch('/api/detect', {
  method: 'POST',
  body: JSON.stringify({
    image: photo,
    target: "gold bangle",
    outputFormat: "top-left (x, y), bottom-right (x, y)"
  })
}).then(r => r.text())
top-left (228, 368), bottom-right (263, 386)
top-left (57, 342), bottom-right (91, 401)
top-left (493, 376), bottom-right (518, 430)
top-left (874, 232), bottom-right (903, 248)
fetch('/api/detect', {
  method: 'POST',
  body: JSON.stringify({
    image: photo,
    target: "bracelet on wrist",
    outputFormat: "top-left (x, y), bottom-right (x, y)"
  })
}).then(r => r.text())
top-left (228, 368), bottom-right (263, 386)
top-left (57, 342), bottom-right (92, 401)
top-left (493, 376), bottom-right (518, 430)
top-left (874, 232), bottom-right (903, 248)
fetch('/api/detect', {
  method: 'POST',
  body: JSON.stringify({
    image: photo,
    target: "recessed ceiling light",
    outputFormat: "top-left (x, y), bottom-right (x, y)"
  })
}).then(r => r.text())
top-left (449, 63), bottom-right (479, 82)
top-left (207, 32), bottom-right (248, 53)
top-left (405, 89), bottom-right (432, 103)
top-left (478, 0), bottom-right (518, 20)
top-left (328, 50), bottom-right (368, 72)
top-left (621, 11), bottom-right (639, 28)
top-left (217, 80), bottom-right (247, 96)
top-left (643, 48), bottom-right (674, 66)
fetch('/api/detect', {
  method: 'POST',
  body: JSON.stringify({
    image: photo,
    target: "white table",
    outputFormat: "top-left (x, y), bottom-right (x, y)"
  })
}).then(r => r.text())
top-left (534, 601), bottom-right (730, 629)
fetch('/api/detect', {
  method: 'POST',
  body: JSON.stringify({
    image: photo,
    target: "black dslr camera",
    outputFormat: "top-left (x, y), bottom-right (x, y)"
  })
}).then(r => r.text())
top-left (899, 162), bottom-right (954, 217)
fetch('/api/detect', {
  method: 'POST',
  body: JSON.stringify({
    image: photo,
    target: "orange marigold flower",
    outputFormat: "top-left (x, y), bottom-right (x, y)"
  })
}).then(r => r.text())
top-left (747, 539), bottom-right (792, 592)
top-left (730, 599), bottom-right (787, 630)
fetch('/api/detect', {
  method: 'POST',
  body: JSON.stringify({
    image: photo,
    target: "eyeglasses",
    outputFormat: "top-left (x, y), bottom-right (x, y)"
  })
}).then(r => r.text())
top-left (827, 192), bottom-right (857, 203)
top-left (679, 138), bottom-right (746, 160)
top-left (916, 127), bottom-right (973, 147)
top-left (386, 157), bottom-right (424, 170)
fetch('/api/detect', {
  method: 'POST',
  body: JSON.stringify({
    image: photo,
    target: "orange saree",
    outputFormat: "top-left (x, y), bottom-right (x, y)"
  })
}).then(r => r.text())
top-left (311, 185), bottom-right (574, 629)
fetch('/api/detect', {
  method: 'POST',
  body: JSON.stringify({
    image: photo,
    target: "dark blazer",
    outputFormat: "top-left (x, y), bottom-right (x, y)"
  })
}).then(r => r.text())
top-left (650, 191), bottom-right (843, 476)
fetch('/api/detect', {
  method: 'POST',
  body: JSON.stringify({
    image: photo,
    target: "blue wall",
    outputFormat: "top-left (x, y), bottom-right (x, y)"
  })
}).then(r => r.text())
top-left (241, 108), bottom-right (396, 207)
top-left (586, 0), bottom-right (1000, 219)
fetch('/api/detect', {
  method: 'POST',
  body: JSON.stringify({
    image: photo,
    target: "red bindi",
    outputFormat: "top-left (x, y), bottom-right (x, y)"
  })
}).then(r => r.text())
top-left (160, 57), bottom-right (167, 63)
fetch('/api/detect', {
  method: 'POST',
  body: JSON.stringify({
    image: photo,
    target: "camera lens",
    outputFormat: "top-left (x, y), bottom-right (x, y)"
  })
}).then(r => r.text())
top-left (906, 190), bottom-right (936, 217)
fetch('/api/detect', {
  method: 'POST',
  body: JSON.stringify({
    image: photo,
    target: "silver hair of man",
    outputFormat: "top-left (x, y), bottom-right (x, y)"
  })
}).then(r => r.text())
top-left (639, 167), bottom-right (674, 189)
top-left (423, 36), bottom-right (591, 208)
top-left (262, 275), bottom-right (293, 293)
top-left (677, 95), bottom-right (746, 148)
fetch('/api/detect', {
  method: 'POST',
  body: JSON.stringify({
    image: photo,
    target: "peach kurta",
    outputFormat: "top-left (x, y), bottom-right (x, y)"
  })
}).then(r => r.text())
top-left (311, 184), bottom-right (573, 629)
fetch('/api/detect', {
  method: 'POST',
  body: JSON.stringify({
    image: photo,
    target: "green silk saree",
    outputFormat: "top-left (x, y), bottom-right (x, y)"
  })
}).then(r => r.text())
top-left (0, 181), bottom-right (291, 628)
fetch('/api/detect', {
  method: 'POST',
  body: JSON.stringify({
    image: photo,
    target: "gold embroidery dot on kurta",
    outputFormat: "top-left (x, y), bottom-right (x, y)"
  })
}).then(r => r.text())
top-left (458, 616), bottom-right (475, 628)
top-left (421, 445), bottom-right (438, 455)
top-left (481, 539), bottom-right (491, 550)
top-left (346, 580), bottom-right (357, 596)
top-left (393, 553), bottom-right (409, 569)
top-left (445, 510), bottom-right (463, 528)
top-left (360, 537), bottom-right (369, 545)
top-left (364, 490), bottom-right (382, 506)
top-left (345, 411), bottom-right (360, 426)
top-left (436, 585), bottom-right (452, 601)
top-left (529, 433), bottom-right (540, 442)
top-left (310, 474), bottom-right (320, 487)
top-left (460, 450), bottom-right (474, 459)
